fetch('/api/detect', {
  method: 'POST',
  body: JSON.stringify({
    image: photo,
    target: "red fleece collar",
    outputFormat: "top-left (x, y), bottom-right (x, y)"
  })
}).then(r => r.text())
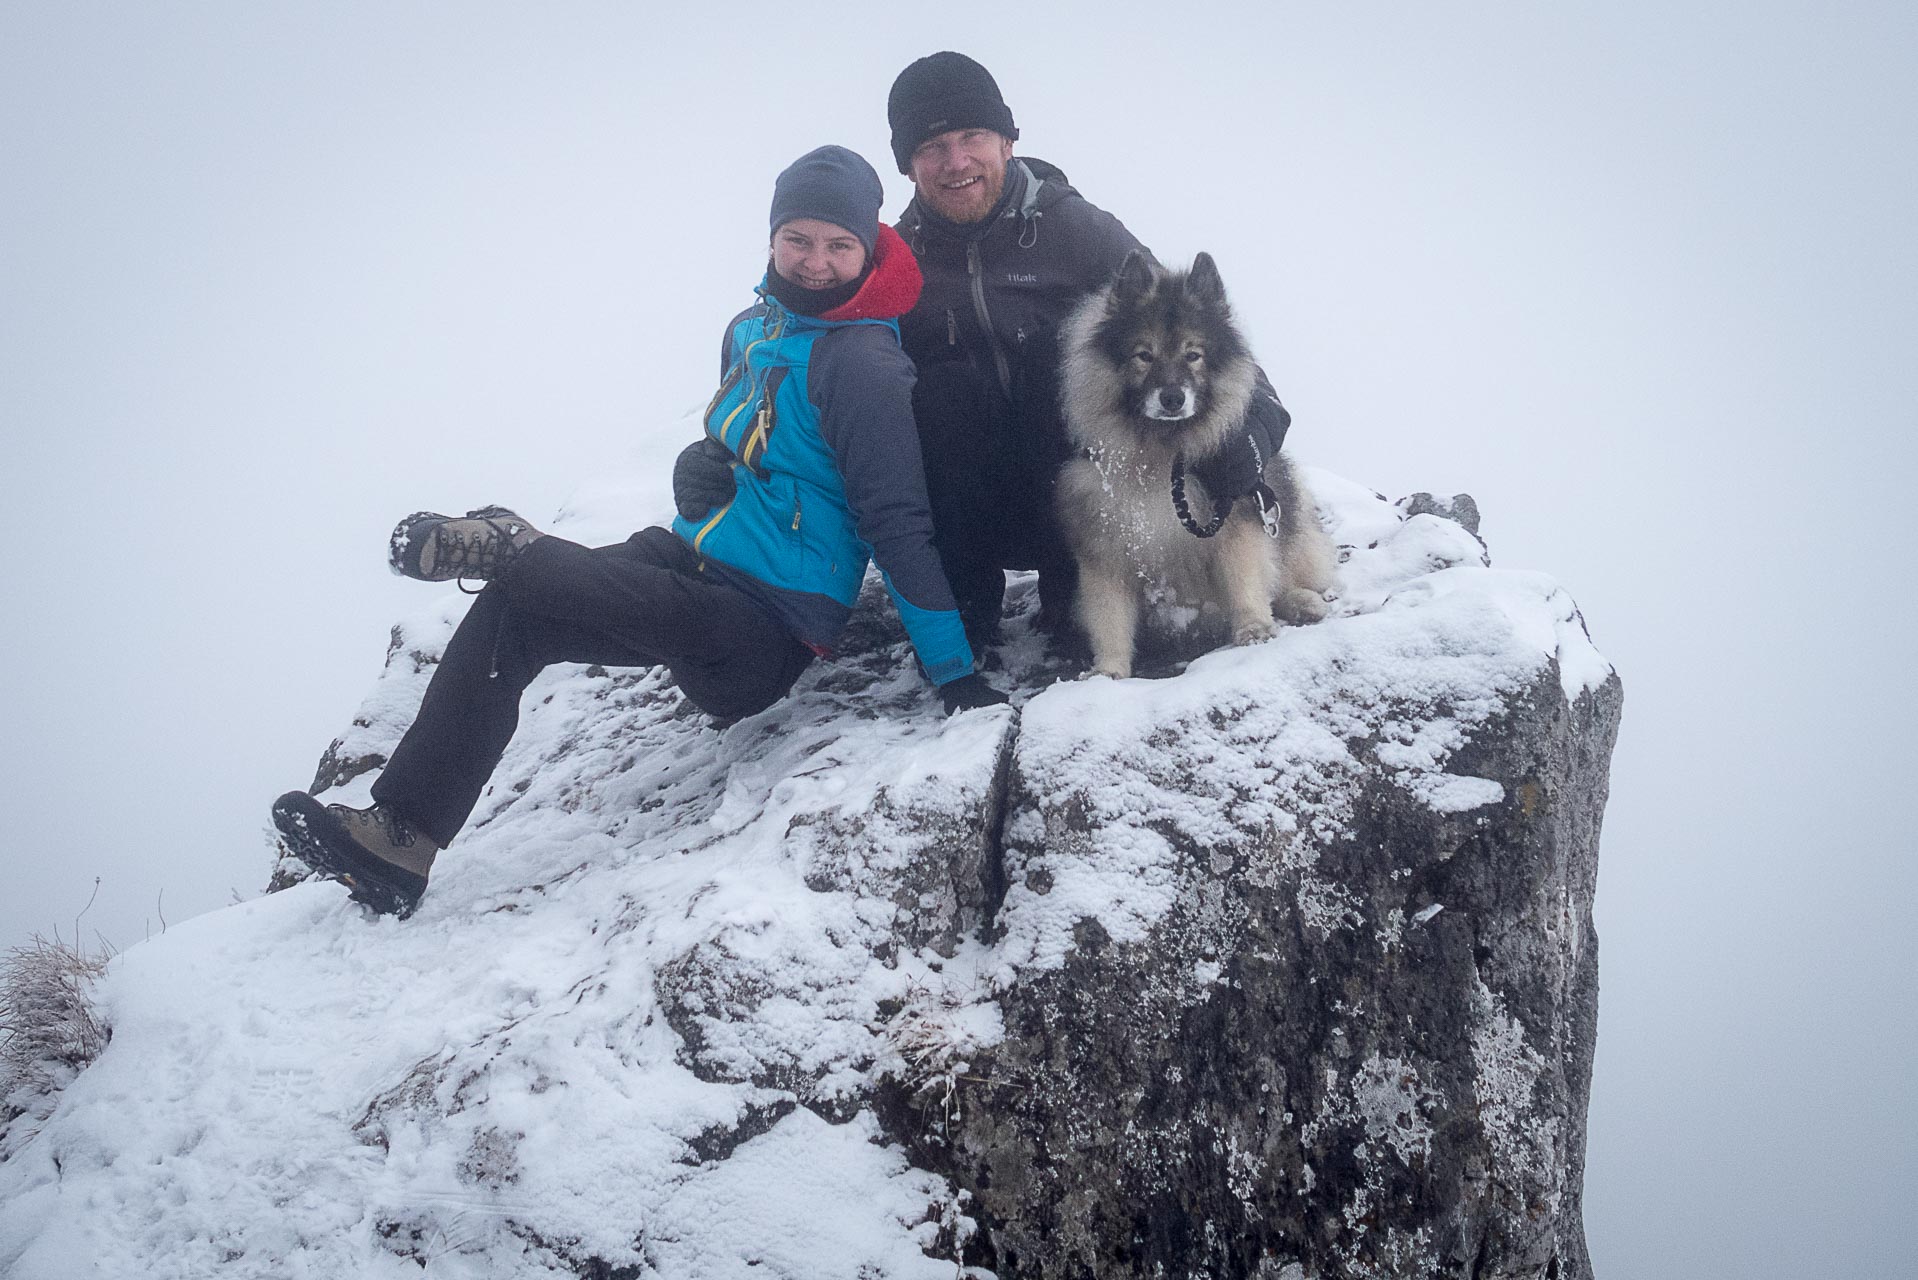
top-left (818, 223), bottom-right (922, 323)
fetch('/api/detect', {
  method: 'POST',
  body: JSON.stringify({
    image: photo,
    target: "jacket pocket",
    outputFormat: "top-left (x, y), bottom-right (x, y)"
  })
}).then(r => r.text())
top-left (767, 473), bottom-right (805, 583)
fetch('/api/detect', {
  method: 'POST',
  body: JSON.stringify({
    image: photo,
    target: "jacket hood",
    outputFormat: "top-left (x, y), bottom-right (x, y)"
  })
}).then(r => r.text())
top-left (1016, 156), bottom-right (1077, 206)
top-left (757, 223), bottom-right (922, 325)
top-left (819, 222), bottom-right (921, 321)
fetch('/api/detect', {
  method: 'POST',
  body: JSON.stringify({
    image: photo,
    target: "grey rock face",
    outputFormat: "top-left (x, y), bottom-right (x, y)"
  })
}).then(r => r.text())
top-left (1399, 492), bottom-right (1483, 537)
top-left (788, 725), bottom-right (1015, 961)
top-left (233, 480), bottom-right (1619, 1280)
top-left (884, 660), bottom-right (1620, 1280)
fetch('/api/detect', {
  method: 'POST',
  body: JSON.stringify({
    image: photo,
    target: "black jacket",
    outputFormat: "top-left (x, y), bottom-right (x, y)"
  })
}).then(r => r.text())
top-left (896, 157), bottom-right (1289, 497)
top-left (897, 157), bottom-right (1142, 415)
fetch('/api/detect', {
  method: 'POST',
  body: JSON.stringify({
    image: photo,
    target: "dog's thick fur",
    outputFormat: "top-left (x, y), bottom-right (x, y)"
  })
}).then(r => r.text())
top-left (1056, 251), bottom-right (1336, 678)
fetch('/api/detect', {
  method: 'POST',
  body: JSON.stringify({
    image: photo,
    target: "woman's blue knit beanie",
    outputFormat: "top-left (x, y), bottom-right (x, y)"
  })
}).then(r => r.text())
top-left (769, 145), bottom-right (883, 257)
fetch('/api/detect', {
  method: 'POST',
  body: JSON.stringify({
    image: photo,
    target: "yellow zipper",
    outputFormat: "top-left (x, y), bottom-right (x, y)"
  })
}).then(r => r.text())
top-left (702, 362), bottom-right (743, 429)
top-left (742, 400), bottom-right (772, 472)
top-left (709, 311), bottom-right (787, 449)
top-left (692, 494), bottom-right (735, 558)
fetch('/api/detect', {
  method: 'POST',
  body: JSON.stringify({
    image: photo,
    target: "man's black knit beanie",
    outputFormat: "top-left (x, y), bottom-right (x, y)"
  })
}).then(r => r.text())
top-left (887, 52), bottom-right (1019, 174)
top-left (768, 145), bottom-right (883, 256)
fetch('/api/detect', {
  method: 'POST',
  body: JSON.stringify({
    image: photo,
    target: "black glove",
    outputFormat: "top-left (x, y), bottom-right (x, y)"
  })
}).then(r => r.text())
top-left (939, 672), bottom-right (1010, 716)
top-left (672, 437), bottom-right (737, 521)
top-left (1188, 429), bottom-right (1265, 502)
top-left (1190, 384), bottom-right (1291, 501)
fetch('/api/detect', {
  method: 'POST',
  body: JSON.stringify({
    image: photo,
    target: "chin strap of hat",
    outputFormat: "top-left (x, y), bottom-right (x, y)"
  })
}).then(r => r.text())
top-left (1171, 451), bottom-right (1283, 540)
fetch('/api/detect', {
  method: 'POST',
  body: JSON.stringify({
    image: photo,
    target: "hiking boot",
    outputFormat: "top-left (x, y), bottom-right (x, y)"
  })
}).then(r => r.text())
top-left (270, 792), bottom-right (443, 917)
top-left (389, 506), bottom-right (544, 583)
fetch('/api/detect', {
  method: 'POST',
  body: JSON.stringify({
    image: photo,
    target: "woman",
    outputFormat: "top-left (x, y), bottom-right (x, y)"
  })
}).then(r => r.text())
top-left (272, 145), bottom-right (1006, 917)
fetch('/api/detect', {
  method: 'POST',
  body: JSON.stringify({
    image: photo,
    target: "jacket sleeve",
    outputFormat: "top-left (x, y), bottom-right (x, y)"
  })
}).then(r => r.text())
top-left (1086, 203), bottom-right (1152, 280)
top-left (809, 325), bottom-right (976, 686)
top-left (1248, 366), bottom-right (1293, 455)
top-left (1054, 193), bottom-right (1155, 289)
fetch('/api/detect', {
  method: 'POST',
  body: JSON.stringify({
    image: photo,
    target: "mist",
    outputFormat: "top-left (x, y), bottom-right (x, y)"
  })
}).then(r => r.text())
top-left (2, 4), bottom-right (1912, 1275)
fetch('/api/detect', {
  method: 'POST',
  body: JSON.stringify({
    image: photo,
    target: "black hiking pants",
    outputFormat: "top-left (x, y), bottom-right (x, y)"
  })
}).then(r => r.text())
top-left (372, 527), bottom-right (811, 847)
top-left (911, 361), bottom-right (1078, 643)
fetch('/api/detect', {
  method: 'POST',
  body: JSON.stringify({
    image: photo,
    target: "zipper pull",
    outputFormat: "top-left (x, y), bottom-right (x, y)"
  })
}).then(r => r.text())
top-left (946, 309), bottom-right (957, 346)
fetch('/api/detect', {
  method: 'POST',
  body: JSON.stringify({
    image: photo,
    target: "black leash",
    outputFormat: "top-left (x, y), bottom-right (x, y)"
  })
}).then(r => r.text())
top-left (1171, 451), bottom-right (1283, 540)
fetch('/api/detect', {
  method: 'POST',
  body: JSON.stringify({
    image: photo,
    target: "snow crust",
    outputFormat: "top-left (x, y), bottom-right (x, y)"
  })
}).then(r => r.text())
top-left (0, 461), bottom-right (1610, 1278)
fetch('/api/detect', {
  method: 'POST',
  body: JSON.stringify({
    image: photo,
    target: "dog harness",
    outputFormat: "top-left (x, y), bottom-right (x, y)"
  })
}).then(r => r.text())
top-left (1170, 450), bottom-right (1283, 540)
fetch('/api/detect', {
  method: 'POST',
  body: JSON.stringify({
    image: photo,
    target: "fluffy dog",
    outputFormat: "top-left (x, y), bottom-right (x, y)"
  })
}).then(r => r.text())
top-left (1055, 251), bottom-right (1335, 678)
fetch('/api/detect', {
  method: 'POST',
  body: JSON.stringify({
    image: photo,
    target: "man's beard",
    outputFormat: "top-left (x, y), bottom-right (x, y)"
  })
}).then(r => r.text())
top-left (922, 161), bottom-right (1007, 225)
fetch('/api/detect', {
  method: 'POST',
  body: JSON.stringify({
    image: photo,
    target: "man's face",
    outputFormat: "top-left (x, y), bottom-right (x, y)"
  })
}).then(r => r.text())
top-left (908, 128), bottom-right (1015, 224)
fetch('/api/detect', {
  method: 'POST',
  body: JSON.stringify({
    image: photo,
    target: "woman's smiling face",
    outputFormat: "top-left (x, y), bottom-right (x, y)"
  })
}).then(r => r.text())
top-left (771, 218), bottom-right (867, 289)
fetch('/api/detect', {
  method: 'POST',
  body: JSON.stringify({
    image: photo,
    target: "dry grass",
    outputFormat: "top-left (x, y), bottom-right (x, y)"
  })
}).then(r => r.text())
top-left (1, 934), bottom-right (111, 1120)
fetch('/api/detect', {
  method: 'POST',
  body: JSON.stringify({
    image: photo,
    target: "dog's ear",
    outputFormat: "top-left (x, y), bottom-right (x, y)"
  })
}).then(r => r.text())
top-left (1115, 251), bottom-right (1155, 301)
top-left (1186, 252), bottom-right (1225, 305)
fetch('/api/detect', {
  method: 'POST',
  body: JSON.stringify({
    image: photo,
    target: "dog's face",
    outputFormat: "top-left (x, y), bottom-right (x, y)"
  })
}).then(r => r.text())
top-left (1090, 251), bottom-right (1249, 431)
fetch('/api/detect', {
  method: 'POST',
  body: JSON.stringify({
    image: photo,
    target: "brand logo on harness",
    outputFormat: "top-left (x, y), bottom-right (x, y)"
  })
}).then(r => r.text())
top-left (1006, 272), bottom-right (1038, 284)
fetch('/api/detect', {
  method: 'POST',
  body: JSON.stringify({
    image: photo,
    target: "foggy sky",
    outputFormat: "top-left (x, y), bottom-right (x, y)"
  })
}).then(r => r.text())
top-left (2, 3), bottom-right (1912, 1276)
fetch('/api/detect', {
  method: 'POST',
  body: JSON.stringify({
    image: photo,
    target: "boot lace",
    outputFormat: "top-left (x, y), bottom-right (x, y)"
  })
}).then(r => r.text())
top-left (369, 805), bottom-right (422, 849)
top-left (433, 508), bottom-right (530, 590)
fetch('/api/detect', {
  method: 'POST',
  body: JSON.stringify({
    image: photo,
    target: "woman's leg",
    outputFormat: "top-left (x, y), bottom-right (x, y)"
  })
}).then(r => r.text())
top-left (499, 528), bottom-right (811, 720)
top-left (372, 528), bottom-right (809, 846)
top-left (370, 582), bottom-right (527, 847)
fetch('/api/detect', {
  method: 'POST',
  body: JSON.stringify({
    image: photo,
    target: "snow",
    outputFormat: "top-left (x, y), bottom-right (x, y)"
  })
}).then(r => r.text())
top-left (0, 460), bottom-right (1610, 1277)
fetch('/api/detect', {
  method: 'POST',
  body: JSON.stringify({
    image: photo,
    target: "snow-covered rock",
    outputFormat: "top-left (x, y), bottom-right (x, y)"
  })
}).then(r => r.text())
top-left (0, 467), bottom-right (1620, 1280)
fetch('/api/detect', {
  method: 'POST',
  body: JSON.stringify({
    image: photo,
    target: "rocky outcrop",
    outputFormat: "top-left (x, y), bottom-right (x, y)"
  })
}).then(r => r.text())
top-left (629, 475), bottom-right (1620, 1279)
top-left (1, 472), bottom-right (1619, 1280)
top-left (899, 661), bottom-right (1617, 1279)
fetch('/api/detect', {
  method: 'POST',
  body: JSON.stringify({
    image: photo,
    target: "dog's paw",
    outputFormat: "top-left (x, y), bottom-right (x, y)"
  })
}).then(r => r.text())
top-left (1232, 617), bottom-right (1277, 646)
top-left (1083, 663), bottom-right (1132, 681)
top-left (1275, 588), bottom-right (1330, 625)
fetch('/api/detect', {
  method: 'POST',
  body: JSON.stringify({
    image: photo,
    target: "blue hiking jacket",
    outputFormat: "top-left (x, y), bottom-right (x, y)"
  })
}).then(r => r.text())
top-left (670, 226), bottom-right (975, 686)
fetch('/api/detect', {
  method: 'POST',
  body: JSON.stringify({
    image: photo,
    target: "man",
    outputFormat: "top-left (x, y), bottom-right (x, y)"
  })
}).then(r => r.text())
top-left (677, 53), bottom-right (1292, 650)
top-left (883, 52), bottom-right (1293, 646)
